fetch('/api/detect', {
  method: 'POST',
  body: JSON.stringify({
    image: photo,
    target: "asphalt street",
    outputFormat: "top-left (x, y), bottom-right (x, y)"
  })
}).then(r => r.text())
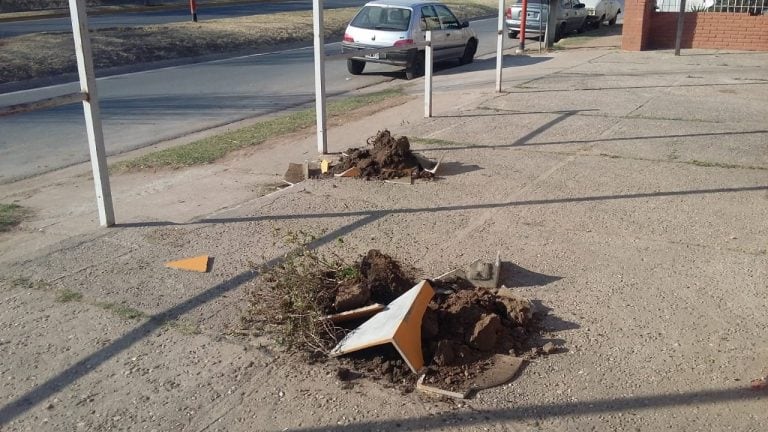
top-left (0, 18), bottom-right (511, 183)
top-left (0, 0), bottom-right (368, 38)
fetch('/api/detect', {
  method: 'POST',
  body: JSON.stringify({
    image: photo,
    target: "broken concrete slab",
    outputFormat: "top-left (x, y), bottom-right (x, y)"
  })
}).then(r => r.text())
top-left (414, 152), bottom-right (446, 175)
top-left (471, 354), bottom-right (525, 391)
top-left (330, 280), bottom-right (435, 373)
top-left (416, 374), bottom-right (470, 399)
top-left (164, 255), bottom-right (210, 273)
top-left (284, 162), bottom-right (308, 184)
top-left (417, 354), bottom-right (525, 399)
top-left (466, 252), bottom-right (501, 289)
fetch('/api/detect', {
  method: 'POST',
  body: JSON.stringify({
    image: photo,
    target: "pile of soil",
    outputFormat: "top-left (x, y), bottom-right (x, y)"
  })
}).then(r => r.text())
top-left (332, 130), bottom-right (435, 180)
top-left (252, 249), bottom-right (551, 394)
top-left (327, 254), bottom-right (549, 394)
top-left (332, 249), bottom-right (414, 312)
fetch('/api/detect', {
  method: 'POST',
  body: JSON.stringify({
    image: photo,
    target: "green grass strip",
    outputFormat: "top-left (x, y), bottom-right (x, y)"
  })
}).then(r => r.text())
top-left (96, 302), bottom-right (147, 320)
top-left (0, 203), bottom-right (28, 232)
top-left (113, 88), bottom-right (404, 171)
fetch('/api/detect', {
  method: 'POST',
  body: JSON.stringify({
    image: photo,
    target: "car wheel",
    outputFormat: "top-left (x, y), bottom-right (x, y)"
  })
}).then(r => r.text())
top-left (608, 14), bottom-right (617, 26)
top-left (347, 59), bottom-right (365, 75)
top-left (459, 38), bottom-right (477, 65)
top-left (554, 23), bottom-right (565, 42)
top-left (577, 19), bottom-right (587, 34)
top-left (593, 16), bottom-right (602, 29)
top-left (508, 31), bottom-right (519, 39)
top-left (405, 51), bottom-right (424, 80)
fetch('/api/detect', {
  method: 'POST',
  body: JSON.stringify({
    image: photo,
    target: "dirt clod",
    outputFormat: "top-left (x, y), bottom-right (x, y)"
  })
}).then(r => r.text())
top-left (469, 314), bottom-right (503, 351)
top-left (542, 341), bottom-right (558, 355)
top-left (359, 249), bottom-right (413, 304)
top-left (333, 281), bottom-right (370, 312)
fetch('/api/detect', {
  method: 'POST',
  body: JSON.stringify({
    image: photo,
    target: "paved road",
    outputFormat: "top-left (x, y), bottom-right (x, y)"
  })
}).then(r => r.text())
top-left (0, 18), bottom-right (515, 183)
top-left (0, 0), bottom-right (367, 38)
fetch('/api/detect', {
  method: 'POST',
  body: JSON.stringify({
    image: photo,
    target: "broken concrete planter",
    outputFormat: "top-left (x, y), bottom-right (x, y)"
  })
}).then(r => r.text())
top-left (330, 280), bottom-right (435, 373)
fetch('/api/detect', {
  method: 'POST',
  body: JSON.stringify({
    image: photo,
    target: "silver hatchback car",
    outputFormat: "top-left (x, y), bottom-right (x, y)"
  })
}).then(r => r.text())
top-left (341, 0), bottom-right (478, 79)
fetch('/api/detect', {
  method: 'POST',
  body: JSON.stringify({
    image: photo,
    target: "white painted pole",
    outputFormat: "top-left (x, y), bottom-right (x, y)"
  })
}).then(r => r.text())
top-left (312, 0), bottom-right (328, 153)
top-left (68, 0), bottom-right (114, 227)
top-left (496, 0), bottom-right (504, 92)
top-left (424, 31), bottom-right (433, 118)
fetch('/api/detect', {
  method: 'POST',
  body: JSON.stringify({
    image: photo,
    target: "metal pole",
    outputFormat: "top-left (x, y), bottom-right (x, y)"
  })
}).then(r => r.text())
top-left (68, 0), bottom-right (114, 227)
top-left (519, 0), bottom-right (528, 52)
top-left (189, 0), bottom-right (198, 22)
top-left (424, 31), bottom-right (433, 118)
top-left (539, 5), bottom-right (543, 53)
top-left (674, 0), bottom-right (687, 56)
top-left (496, 0), bottom-right (504, 92)
top-left (312, 0), bottom-right (328, 153)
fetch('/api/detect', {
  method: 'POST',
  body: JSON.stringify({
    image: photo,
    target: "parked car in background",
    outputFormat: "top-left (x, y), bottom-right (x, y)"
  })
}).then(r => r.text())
top-left (341, 0), bottom-right (478, 79)
top-left (505, 0), bottom-right (588, 42)
top-left (581, 0), bottom-right (621, 27)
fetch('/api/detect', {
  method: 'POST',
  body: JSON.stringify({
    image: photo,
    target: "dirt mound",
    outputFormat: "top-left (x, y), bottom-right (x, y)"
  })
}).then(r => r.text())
top-left (423, 282), bottom-right (534, 366)
top-left (332, 130), bottom-right (434, 180)
top-left (249, 249), bottom-right (549, 394)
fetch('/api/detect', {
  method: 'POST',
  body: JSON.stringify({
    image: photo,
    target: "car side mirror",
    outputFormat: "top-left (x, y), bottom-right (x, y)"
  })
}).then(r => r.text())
top-left (460, 20), bottom-right (470, 28)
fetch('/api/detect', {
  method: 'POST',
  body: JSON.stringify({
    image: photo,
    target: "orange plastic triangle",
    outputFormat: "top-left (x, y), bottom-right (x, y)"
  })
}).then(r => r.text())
top-left (165, 255), bottom-right (210, 273)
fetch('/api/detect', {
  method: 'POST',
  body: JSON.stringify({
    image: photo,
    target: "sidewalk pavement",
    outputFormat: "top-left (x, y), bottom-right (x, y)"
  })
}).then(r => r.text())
top-left (0, 47), bottom-right (767, 431)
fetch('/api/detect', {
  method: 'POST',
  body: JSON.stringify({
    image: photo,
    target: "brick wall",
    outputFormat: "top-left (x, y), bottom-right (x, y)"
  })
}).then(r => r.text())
top-left (648, 13), bottom-right (768, 51)
top-left (622, 9), bottom-right (768, 51)
top-left (621, 0), bottom-right (655, 50)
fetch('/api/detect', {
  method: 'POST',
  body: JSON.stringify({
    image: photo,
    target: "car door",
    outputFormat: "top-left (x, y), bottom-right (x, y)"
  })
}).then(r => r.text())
top-left (560, 0), bottom-right (575, 32)
top-left (433, 4), bottom-right (465, 59)
top-left (419, 5), bottom-right (450, 59)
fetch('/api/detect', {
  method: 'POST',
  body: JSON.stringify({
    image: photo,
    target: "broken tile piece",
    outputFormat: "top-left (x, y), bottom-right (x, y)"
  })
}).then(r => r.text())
top-left (323, 304), bottom-right (385, 324)
top-left (330, 280), bottom-right (435, 373)
top-left (165, 255), bottom-right (210, 273)
top-left (466, 252), bottom-right (500, 289)
top-left (416, 374), bottom-right (470, 399)
top-left (284, 162), bottom-right (306, 184)
top-left (334, 166), bottom-right (362, 178)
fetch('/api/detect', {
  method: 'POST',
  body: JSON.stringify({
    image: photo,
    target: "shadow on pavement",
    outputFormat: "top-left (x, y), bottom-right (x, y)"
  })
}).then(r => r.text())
top-left (284, 386), bottom-right (766, 431)
top-left (3, 184), bottom-right (767, 424)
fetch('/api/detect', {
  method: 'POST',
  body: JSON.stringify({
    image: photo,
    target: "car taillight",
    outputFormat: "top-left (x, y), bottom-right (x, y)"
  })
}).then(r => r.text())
top-left (505, 7), bottom-right (512, 19)
top-left (343, 33), bottom-right (354, 43)
top-left (393, 39), bottom-right (414, 47)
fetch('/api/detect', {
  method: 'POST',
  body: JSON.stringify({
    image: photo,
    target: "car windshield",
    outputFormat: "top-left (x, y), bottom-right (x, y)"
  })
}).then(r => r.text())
top-left (350, 6), bottom-right (412, 31)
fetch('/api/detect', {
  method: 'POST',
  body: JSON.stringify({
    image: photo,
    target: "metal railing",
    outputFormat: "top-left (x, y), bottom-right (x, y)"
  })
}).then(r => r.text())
top-left (656, 0), bottom-right (767, 13)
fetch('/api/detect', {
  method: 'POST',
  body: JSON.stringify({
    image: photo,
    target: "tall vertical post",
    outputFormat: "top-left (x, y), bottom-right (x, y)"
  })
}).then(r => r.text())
top-left (424, 31), bottom-right (433, 118)
top-left (496, 0), bottom-right (504, 92)
top-left (674, 0), bottom-right (687, 56)
top-left (189, 0), bottom-right (198, 22)
top-left (68, 0), bottom-right (114, 227)
top-left (312, 0), bottom-right (328, 153)
top-left (519, 0), bottom-right (528, 51)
